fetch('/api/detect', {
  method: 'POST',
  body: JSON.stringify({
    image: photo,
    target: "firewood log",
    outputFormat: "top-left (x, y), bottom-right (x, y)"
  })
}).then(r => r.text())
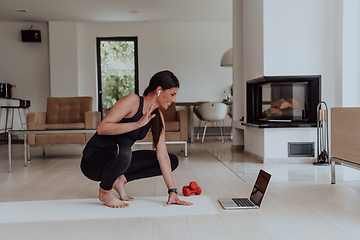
top-left (278, 98), bottom-right (291, 109)
top-left (264, 107), bottom-right (283, 115)
top-left (288, 98), bottom-right (300, 108)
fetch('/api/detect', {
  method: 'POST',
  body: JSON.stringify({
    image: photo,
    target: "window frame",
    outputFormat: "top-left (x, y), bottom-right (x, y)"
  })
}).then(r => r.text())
top-left (96, 36), bottom-right (139, 118)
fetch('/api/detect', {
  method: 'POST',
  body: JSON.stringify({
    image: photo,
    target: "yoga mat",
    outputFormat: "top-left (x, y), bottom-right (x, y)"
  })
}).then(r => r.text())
top-left (0, 195), bottom-right (218, 223)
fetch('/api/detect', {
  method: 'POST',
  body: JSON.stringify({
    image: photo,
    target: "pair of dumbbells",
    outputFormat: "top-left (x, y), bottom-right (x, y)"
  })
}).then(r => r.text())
top-left (182, 181), bottom-right (202, 196)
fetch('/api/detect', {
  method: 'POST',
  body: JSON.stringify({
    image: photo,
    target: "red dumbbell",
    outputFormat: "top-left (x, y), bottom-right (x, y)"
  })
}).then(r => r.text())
top-left (182, 181), bottom-right (202, 196)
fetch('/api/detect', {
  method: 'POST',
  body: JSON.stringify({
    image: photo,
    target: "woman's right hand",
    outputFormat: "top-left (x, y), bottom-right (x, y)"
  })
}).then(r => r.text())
top-left (138, 103), bottom-right (156, 127)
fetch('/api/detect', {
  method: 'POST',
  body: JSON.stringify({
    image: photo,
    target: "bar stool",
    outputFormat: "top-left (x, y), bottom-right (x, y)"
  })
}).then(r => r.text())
top-left (1, 99), bottom-right (30, 141)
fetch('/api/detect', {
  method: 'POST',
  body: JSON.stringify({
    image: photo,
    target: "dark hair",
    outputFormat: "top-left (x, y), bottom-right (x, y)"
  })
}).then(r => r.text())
top-left (143, 70), bottom-right (180, 148)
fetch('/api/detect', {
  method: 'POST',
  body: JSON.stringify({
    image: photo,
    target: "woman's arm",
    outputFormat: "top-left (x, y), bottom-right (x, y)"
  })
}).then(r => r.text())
top-left (97, 94), bottom-right (155, 136)
top-left (156, 111), bottom-right (192, 206)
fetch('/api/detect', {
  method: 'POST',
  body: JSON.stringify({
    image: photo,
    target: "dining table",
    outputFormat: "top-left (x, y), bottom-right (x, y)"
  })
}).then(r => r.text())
top-left (176, 101), bottom-right (232, 143)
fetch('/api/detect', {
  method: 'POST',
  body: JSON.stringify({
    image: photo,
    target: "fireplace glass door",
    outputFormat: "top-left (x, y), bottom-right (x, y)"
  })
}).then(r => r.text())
top-left (260, 82), bottom-right (308, 122)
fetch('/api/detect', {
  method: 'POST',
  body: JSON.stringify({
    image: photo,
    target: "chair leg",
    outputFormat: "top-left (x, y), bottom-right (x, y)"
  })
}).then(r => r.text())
top-left (18, 109), bottom-right (25, 130)
top-left (202, 122), bottom-right (208, 143)
top-left (28, 145), bottom-right (31, 160)
top-left (219, 121), bottom-right (225, 143)
top-left (212, 122), bottom-right (216, 140)
top-left (10, 108), bottom-right (14, 131)
top-left (196, 121), bottom-right (201, 141)
top-left (3, 108), bottom-right (9, 141)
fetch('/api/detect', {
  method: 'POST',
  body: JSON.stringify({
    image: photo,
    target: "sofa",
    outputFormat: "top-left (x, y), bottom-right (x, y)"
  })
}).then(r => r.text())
top-left (27, 97), bottom-right (101, 146)
top-left (138, 103), bottom-right (188, 155)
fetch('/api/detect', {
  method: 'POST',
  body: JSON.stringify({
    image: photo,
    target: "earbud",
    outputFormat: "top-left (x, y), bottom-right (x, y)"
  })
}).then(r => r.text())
top-left (157, 90), bottom-right (161, 96)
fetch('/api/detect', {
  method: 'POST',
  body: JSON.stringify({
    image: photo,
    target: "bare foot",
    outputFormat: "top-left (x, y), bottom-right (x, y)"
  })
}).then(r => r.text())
top-left (99, 187), bottom-right (129, 208)
top-left (113, 175), bottom-right (134, 201)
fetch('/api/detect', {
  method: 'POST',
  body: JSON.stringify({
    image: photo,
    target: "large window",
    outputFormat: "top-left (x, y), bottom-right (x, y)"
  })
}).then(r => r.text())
top-left (96, 37), bottom-right (139, 119)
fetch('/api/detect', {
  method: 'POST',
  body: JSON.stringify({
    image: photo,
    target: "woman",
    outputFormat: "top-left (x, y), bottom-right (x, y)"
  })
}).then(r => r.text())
top-left (81, 70), bottom-right (192, 208)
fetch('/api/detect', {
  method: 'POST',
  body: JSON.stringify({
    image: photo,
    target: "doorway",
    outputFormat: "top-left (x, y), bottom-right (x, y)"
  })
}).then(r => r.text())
top-left (96, 37), bottom-right (139, 119)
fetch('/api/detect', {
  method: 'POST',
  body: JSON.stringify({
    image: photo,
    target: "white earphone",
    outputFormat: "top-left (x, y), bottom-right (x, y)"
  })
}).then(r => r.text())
top-left (157, 90), bottom-right (161, 96)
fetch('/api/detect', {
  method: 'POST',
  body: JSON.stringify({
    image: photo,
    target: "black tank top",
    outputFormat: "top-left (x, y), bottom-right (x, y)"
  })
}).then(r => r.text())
top-left (82, 96), bottom-right (152, 159)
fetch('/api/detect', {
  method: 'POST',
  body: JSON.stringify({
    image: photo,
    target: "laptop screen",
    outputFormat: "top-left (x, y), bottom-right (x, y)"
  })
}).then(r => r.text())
top-left (250, 169), bottom-right (271, 206)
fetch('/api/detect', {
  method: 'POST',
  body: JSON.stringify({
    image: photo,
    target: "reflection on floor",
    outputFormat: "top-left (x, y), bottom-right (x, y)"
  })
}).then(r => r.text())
top-left (1, 139), bottom-right (360, 239)
top-left (208, 148), bottom-right (360, 183)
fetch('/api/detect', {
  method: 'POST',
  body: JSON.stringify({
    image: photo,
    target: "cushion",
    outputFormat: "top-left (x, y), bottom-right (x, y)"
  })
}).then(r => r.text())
top-left (164, 121), bottom-right (180, 131)
top-left (46, 97), bottom-right (92, 124)
top-left (160, 103), bottom-right (176, 122)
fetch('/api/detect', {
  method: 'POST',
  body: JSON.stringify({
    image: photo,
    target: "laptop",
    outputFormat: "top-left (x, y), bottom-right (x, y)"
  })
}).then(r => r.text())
top-left (218, 169), bottom-right (271, 210)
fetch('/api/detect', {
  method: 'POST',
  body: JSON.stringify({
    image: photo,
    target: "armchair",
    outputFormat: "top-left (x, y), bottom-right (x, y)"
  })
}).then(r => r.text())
top-left (138, 103), bottom-right (188, 156)
top-left (27, 97), bottom-right (100, 146)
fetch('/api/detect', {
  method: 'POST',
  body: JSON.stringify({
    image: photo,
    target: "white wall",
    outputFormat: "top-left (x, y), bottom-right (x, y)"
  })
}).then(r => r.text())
top-left (238, 0), bottom-right (335, 160)
top-left (49, 22), bottom-right (79, 97)
top-left (342, 0), bottom-right (360, 107)
top-left (243, 0), bottom-right (264, 82)
top-left (263, 0), bottom-right (336, 108)
top-left (0, 22), bottom-right (50, 114)
top-left (264, 128), bottom-right (317, 160)
top-left (232, 0), bottom-right (264, 147)
top-left (232, 0), bottom-right (244, 146)
top-left (244, 127), bottom-right (317, 161)
top-left (0, 20), bottom-right (232, 133)
top-left (244, 127), bottom-right (264, 158)
top-left (335, 0), bottom-right (344, 107)
top-left (49, 21), bottom-right (233, 110)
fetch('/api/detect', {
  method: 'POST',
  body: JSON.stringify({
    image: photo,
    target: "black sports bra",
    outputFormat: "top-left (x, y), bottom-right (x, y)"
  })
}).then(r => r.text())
top-left (82, 95), bottom-right (152, 158)
top-left (118, 96), bottom-right (152, 142)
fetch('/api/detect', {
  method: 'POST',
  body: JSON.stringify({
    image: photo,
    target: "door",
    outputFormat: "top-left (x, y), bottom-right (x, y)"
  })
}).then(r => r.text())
top-left (96, 37), bottom-right (139, 119)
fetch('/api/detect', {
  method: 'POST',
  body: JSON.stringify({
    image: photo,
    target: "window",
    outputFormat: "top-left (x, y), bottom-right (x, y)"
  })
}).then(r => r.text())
top-left (96, 37), bottom-right (139, 119)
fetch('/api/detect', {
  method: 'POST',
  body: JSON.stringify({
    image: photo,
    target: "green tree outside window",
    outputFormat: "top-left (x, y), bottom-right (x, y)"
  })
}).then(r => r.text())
top-left (99, 40), bottom-right (136, 117)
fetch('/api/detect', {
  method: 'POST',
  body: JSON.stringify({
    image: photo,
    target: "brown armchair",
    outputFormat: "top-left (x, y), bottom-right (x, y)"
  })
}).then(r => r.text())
top-left (27, 97), bottom-right (100, 146)
top-left (138, 103), bottom-right (188, 156)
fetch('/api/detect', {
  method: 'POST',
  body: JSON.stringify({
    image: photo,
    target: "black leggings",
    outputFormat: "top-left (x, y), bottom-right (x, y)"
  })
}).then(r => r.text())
top-left (80, 144), bottom-right (179, 190)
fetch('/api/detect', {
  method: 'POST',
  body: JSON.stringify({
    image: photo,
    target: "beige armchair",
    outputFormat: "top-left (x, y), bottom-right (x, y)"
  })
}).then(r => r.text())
top-left (27, 97), bottom-right (100, 146)
top-left (138, 103), bottom-right (188, 156)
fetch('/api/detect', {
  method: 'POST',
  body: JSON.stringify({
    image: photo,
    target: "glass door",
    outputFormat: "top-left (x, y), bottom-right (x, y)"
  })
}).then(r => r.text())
top-left (96, 37), bottom-right (138, 119)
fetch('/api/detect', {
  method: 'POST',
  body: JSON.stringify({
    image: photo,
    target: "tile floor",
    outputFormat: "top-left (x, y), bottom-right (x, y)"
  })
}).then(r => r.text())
top-left (0, 137), bottom-right (360, 239)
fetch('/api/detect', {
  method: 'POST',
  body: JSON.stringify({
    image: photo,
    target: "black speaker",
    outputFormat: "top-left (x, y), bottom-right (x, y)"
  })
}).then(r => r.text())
top-left (21, 30), bottom-right (41, 42)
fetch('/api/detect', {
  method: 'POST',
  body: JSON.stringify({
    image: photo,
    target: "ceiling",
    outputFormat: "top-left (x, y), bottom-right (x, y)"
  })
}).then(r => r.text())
top-left (0, 0), bottom-right (233, 23)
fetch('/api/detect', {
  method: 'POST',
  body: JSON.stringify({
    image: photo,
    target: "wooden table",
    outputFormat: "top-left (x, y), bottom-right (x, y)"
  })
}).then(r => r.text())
top-left (177, 101), bottom-right (232, 143)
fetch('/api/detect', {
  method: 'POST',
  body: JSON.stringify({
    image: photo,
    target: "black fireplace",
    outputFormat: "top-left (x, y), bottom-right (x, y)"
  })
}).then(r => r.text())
top-left (245, 75), bottom-right (320, 128)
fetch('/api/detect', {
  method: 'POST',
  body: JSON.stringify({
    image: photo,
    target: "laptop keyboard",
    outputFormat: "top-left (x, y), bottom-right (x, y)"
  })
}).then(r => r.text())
top-left (232, 198), bottom-right (255, 207)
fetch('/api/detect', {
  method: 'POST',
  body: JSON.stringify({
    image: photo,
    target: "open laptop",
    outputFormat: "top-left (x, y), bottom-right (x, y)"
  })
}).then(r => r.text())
top-left (218, 169), bottom-right (271, 210)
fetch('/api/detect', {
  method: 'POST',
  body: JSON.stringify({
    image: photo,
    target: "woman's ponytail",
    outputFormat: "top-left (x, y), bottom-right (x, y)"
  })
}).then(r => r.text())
top-left (143, 86), bottom-right (150, 96)
top-left (150, 109), bottom-right (163, 148)
top-left (143, 70), bottom-right (179, 148)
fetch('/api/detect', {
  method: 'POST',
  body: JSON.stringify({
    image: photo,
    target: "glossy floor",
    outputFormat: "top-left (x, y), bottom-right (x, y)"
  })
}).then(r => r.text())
top-left (1, 138), bottom-right (360, 240)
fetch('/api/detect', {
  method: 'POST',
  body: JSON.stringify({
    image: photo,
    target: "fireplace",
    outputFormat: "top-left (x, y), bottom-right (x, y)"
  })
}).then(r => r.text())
top-left (245, 75), bottom-right (320, 128)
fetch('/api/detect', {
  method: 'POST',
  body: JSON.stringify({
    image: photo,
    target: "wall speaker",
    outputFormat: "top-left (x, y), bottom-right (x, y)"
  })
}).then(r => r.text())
top-left (21, 30), bottom-right (41, 42)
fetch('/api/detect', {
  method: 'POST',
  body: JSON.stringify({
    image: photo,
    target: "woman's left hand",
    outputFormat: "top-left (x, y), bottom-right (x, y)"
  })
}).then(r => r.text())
top-left (165, 192), bottom-right (193, 206)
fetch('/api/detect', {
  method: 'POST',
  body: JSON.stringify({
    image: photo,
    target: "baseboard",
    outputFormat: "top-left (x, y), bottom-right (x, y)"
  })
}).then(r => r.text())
top-left (263, 157), bottom-right (316, 164)
top-left (243, 149), bottom-right (317, 164)
top-left (231, 145), bottom-right (244, 150)
top-left (243, 149), bottom-right (263, 163)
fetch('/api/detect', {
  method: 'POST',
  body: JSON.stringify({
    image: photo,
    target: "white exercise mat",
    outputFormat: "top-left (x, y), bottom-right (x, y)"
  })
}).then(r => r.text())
top-left (0, 195), bottom-right (218, 223)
